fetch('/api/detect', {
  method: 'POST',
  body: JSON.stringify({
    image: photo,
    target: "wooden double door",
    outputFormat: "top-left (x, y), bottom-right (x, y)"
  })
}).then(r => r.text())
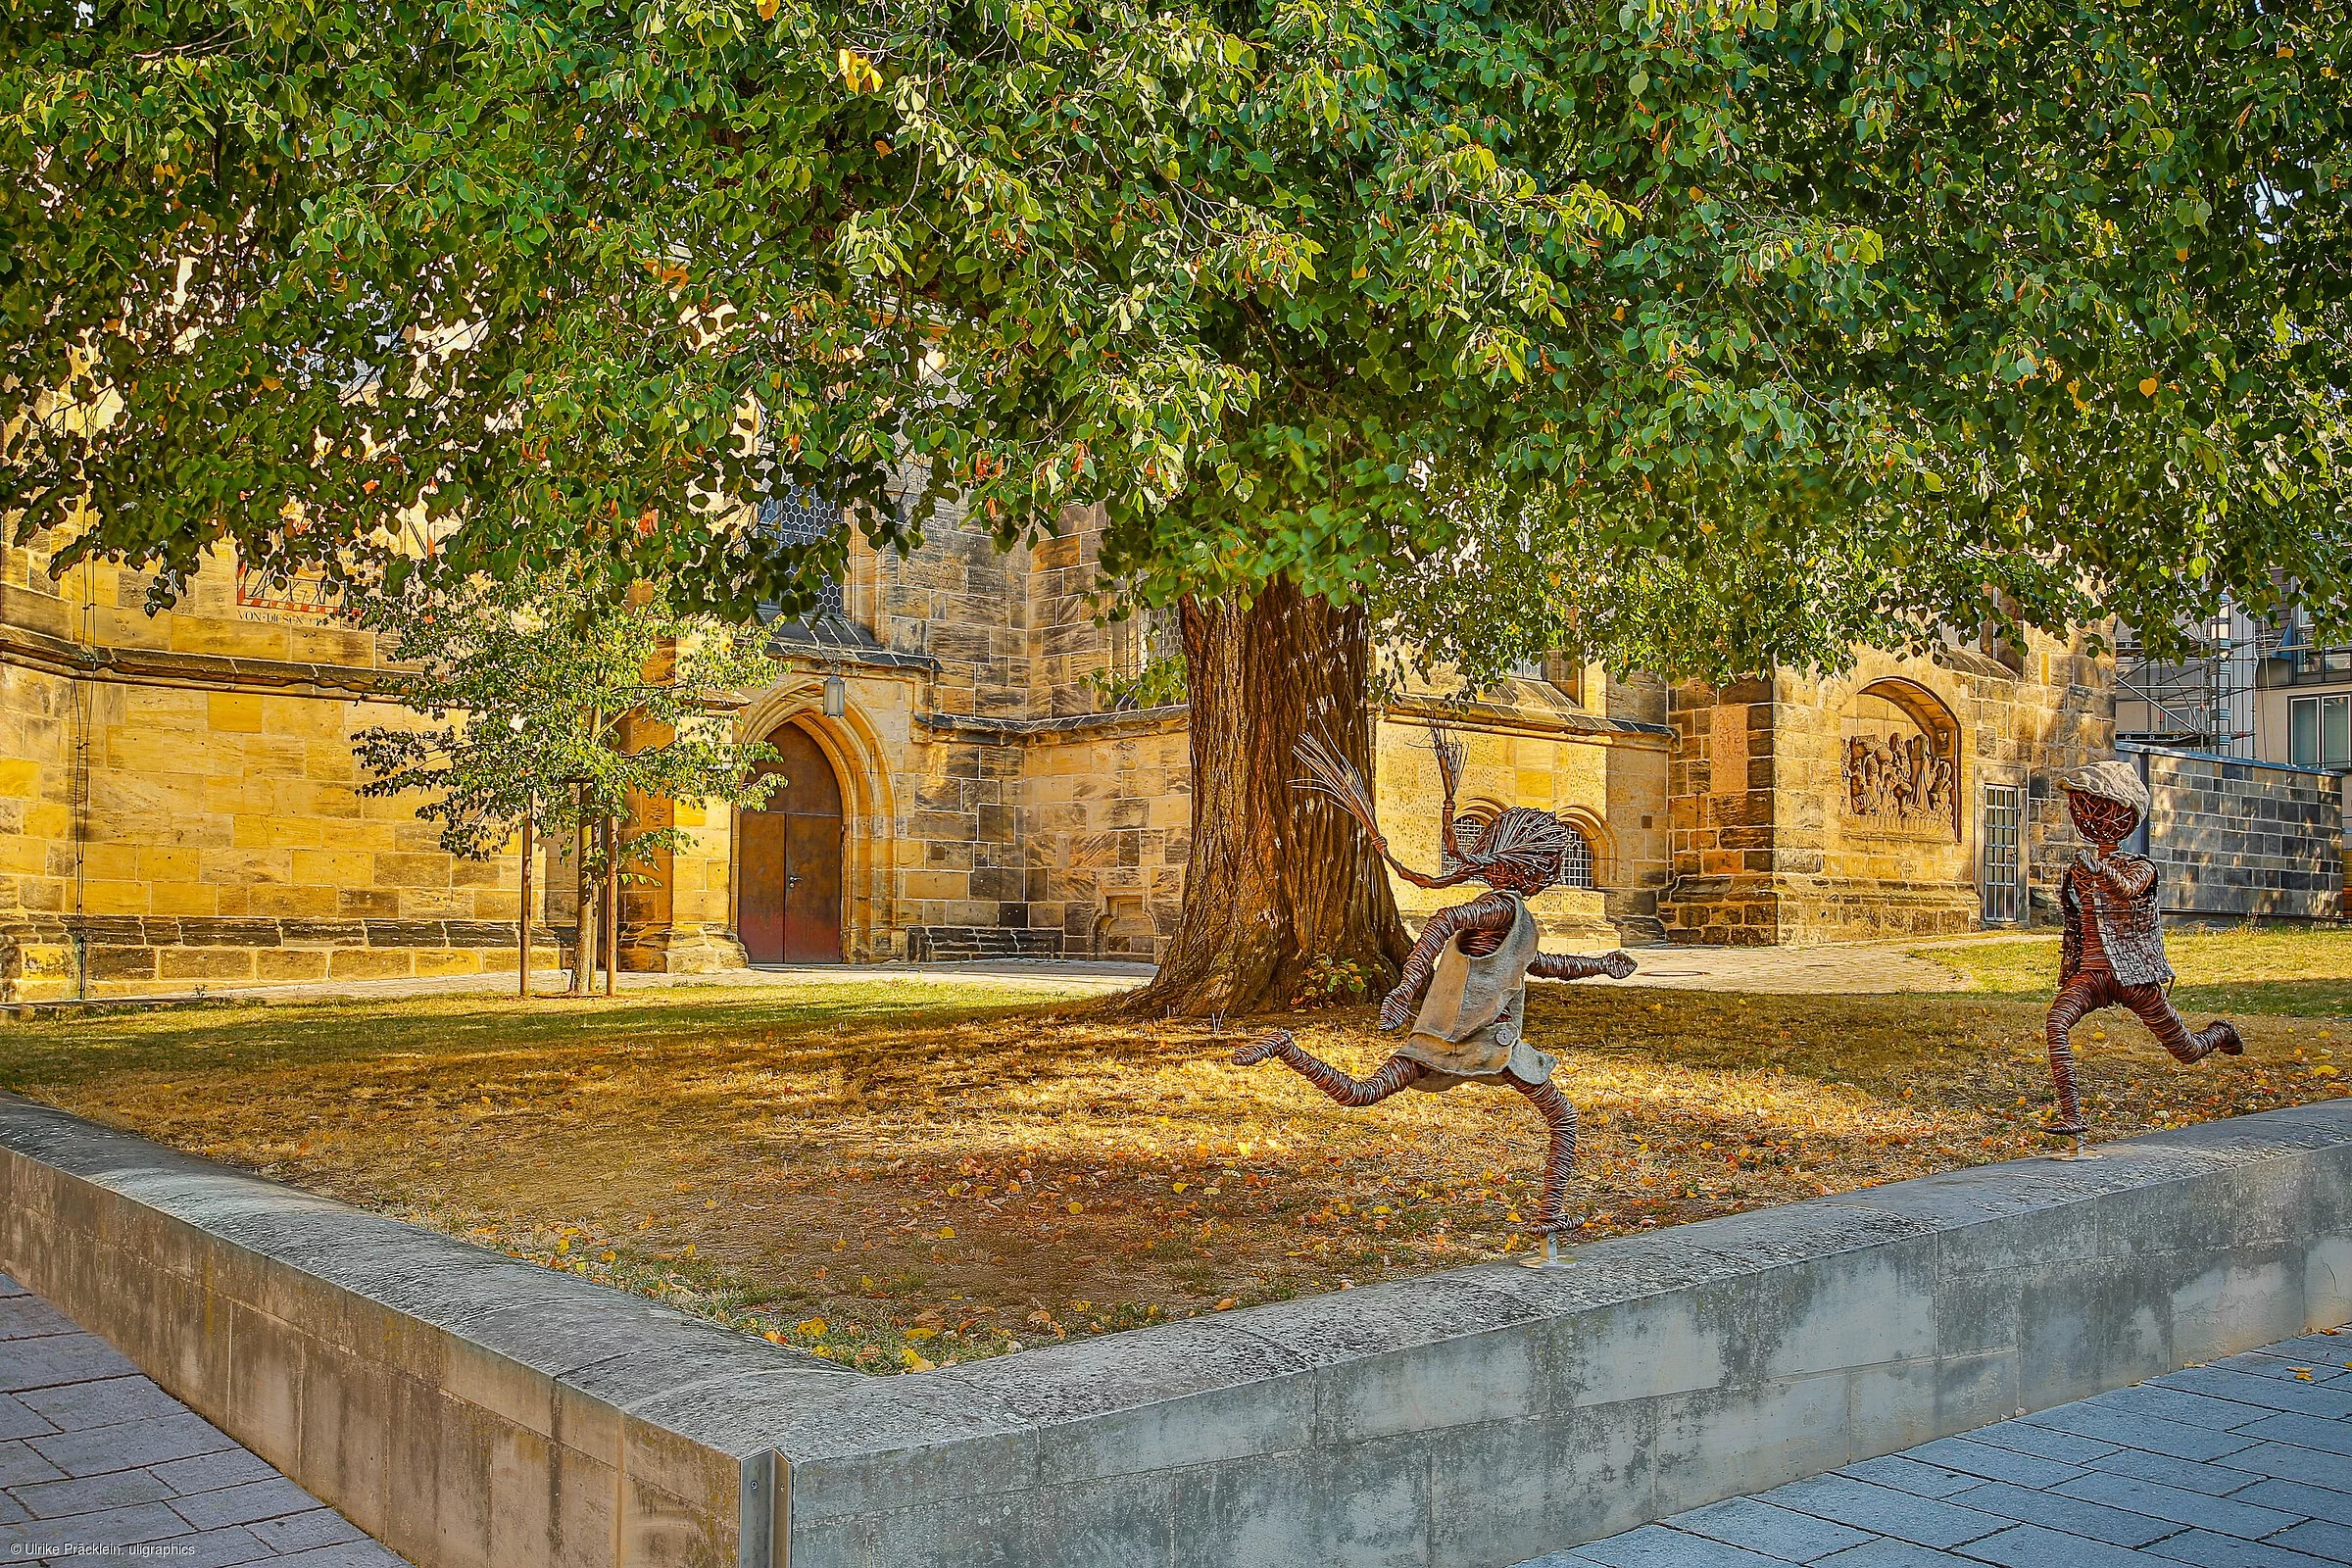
top-left (737, 723), bottom-right (845, 963)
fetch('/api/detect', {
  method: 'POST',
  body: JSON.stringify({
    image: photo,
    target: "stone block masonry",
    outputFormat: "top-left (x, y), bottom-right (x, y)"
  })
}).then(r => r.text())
top-left (0, 542), bottom-right (609, 1002)
top-left (2, 1091), bottom-right (2347, 1568)
top-left (2127, 743), bottom-right (2347, 922)
top-left (1661, 641), bottom-right (2113, 946)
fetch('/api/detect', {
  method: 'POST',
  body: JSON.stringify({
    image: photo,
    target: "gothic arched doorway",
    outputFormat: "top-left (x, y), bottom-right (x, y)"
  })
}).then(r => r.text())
top-left (737, 722), bottom-right (844, 963)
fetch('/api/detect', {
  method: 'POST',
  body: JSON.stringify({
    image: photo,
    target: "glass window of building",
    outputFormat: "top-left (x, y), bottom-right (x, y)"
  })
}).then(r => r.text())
top-left (2289, 693), bottom-right (2350, 768)
top-left (759, 488), bottom-right (847, 622)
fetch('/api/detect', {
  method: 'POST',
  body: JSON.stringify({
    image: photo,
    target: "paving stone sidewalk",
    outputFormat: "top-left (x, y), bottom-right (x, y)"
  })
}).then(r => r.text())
top-left (0, 1273), bottom-right (405, 1565)
top-left (1523, 1325), bottom-right (2352, 1567)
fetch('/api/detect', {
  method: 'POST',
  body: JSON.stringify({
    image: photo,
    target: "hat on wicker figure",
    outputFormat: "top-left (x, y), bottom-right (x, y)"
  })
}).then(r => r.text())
top-left (2059, 760), bottom-right (2151, 821)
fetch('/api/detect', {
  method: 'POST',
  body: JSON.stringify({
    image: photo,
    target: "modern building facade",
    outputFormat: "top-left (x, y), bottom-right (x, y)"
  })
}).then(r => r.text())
top-left (4, 497), bottom-right (2137, 1001)
top-left (2117, 601), bottom-right (2352, 772)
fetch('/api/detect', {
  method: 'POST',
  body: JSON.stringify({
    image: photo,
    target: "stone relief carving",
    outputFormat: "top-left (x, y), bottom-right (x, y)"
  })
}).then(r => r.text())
top-left (1842, 729), bottom-right (1957, 833)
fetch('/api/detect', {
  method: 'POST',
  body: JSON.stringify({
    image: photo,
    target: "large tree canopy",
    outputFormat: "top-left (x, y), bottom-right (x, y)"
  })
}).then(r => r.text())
top-left (7, 0), bottom-right (2349, 1007)
top-left (9, 0), bottom-right (2346, 636)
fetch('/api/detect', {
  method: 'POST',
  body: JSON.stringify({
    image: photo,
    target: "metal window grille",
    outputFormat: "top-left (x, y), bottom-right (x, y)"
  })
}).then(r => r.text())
top-left (1557, 821), bottom-right (1596, 890)
top-left (1445, 814), bottom-right (1484, 874)
top-left (759, 488), bottom-right (847, 621)
top-left (1111, 606), bottom-right (1180, 682)
top-left (1981, 785), bottom-right (2023, 924)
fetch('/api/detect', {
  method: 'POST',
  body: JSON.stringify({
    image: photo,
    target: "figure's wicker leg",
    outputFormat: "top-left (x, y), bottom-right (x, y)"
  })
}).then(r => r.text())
top-left (2043, 976), bottom-right (2106, 1137)
top-left (2193, 1019), bottom-right (2245, 1057)
top-left (1234, 1030), bottom-right (1424, 1106)
top-left (1508, 1074), bottom-right (1581, 1232)
top-left (2119, 985), bottom-right (2244, 1063)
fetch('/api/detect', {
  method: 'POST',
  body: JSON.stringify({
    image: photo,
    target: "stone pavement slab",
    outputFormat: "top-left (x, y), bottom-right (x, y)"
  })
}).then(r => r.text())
top-left (1522, 1324), bottom-right (2352, 1567)
top-left (0, 1273), bottom-right (404, 1564)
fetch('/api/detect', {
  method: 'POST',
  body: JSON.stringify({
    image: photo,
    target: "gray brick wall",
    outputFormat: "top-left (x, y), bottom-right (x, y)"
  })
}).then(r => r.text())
top-left (2129, 745), bottom-right (2347, 920)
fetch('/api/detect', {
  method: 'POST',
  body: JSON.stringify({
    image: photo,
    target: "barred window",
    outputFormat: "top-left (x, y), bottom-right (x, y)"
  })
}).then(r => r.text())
top-left (759, 487), bottom-right (847, 621)
top-left (1447, 808), bottom-right (1598, 889)
top-left (1109, 605), bottom-right (1180, 683)
top-left (1557, 821), bottom-right (1596, 890)
top-left (1447, 813), bottom-right (1485, 869)
top-left (1507, 652), bottom-right (1586, 706)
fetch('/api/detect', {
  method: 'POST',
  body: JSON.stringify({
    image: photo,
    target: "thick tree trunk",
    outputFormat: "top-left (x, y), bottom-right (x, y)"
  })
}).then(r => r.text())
top-left (1127, 580), bottom-right (1411, 1017)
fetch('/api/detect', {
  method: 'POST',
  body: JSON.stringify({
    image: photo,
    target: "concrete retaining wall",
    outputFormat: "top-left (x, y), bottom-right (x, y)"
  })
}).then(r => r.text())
top-left (3, 1093), bottom-right (2349, 1567)
top-left (0, 1095), bottom-right (856, 1568)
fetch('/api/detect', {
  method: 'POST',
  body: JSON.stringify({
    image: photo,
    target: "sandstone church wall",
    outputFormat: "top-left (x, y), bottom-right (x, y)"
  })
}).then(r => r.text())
top-left (1377, 679), bottom-right (1674, 949)
top-left (1013, 713), bottom-right (1192, 959)
top-left (9, 487), bottom-right (2148, 998)
top-left (1661, 632), bottom-right (2114, 946)
top-left (0, 539), bottom-right (567, 1001)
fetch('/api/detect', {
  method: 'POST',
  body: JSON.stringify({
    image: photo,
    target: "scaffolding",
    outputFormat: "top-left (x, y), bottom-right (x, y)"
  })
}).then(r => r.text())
top-left (2113, 609), bottom-right (2261, 758)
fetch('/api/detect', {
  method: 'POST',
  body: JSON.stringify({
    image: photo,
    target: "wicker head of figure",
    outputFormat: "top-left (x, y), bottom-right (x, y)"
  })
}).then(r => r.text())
top-left (2061, 760), bottom-right (2150, 851)
top-left (1434, 808), bottom-right (1575, 897)
top-left (1297, 729), bottom-right (1572, 896)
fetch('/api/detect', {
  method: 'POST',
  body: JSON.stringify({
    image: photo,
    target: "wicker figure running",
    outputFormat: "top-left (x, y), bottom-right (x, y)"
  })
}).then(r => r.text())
top-left (1233, 730), bottom-right (1636, 1235)
top-left (2043, 760), bottom-right (2242, 1140)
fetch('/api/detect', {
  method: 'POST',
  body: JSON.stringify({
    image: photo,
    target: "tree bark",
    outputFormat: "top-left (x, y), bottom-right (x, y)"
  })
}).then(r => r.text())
top-left (603, 814), bottom-right (619, 998)
top-left (1126, 580), bottom-right (1411, 1016)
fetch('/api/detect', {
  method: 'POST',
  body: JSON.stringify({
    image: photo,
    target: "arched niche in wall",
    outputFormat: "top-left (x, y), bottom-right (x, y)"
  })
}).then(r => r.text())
top-left (1840, 678), bottom-right (1962, 839)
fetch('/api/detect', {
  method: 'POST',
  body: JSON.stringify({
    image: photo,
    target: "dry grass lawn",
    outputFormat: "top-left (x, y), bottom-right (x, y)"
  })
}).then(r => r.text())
top-left (5, 950), bottom-right (2344, 1374)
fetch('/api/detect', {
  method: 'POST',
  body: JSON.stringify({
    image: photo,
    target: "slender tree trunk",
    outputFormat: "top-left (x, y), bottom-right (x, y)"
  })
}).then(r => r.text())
top-left (518, 793), bottom-right (534, 1001)
top-left (1126, 580), bottom-right (1410, 1017)
top-left (603, 814), bottom-right (619, 998)
top-left (571, 794), bottom-right (593, 998)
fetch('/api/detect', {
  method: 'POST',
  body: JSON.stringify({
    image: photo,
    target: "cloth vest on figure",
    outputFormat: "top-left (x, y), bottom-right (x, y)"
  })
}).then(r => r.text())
top-left (1398, 891), bottom-right (1559, 1090)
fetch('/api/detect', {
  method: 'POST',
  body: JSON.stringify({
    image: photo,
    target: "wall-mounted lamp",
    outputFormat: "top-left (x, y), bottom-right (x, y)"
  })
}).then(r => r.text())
top-left (821, 672), bottom-right (848, 719)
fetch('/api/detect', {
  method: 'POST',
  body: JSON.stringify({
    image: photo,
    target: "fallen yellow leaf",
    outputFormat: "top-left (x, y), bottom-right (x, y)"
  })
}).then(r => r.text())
top-left (2140, 377), bottom-right (2160, 397)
